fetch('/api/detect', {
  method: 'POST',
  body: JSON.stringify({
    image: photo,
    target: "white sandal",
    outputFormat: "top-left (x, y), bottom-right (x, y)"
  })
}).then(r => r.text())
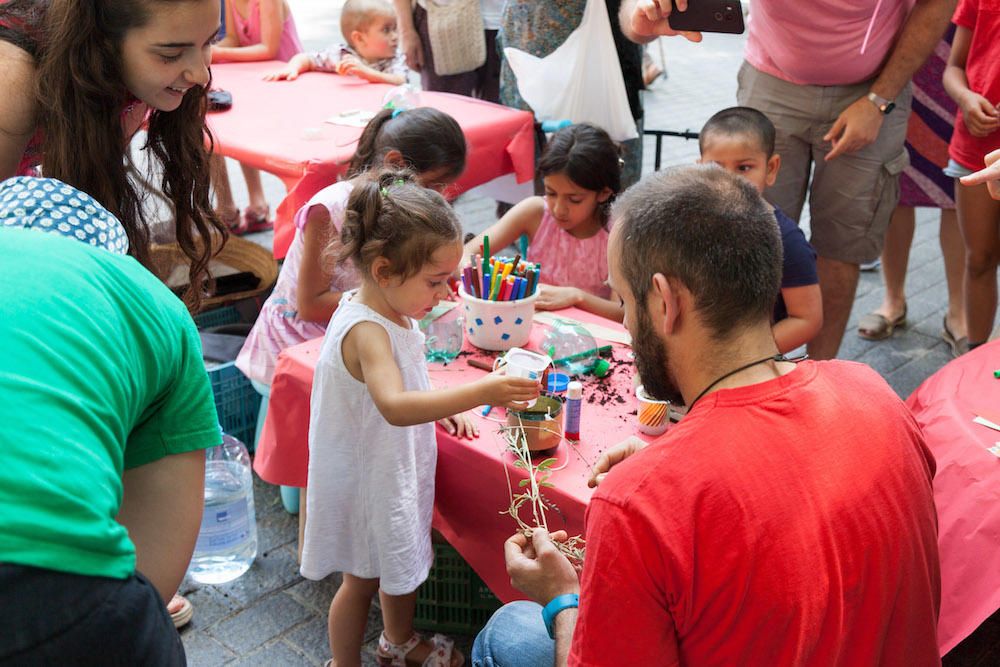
top-left (375, 631), bottom-right (464, 667)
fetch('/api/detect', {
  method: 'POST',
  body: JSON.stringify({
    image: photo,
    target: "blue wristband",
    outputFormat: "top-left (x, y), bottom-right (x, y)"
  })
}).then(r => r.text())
top-left (541, 593), bottom-right (579, 639)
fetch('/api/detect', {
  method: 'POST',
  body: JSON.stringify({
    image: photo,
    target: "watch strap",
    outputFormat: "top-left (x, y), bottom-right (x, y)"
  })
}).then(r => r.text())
top-left (866, 91), bottom-right (895, 114)
top-left (542, 593), bottom-right (580, 639)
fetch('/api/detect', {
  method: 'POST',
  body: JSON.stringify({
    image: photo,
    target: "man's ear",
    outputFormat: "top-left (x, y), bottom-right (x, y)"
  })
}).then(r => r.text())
top-left (650, 272), bottom-right (680, 336)
top-left (765, 153), bottom-right (781, 188)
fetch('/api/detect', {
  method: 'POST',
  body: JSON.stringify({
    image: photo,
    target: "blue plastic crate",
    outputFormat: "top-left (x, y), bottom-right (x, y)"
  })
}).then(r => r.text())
top-left (193, 305), bottom-right (241, 330)
top-left (208, 361), bottom-right (260, 448)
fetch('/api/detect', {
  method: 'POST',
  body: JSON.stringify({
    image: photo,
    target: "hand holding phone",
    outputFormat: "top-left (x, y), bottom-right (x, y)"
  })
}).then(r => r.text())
top-left (668, 0), bottom-right (744, 35)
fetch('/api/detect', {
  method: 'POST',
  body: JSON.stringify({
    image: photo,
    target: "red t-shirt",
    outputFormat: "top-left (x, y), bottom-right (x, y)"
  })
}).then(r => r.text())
top-left (569, 361), bottom-right (941, 667)
top-left (949, 0), bottom-right (1000, 171)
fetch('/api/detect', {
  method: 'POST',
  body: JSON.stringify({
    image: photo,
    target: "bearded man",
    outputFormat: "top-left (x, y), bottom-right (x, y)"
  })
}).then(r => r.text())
top-left (472, 165), bottom-right (942, 667)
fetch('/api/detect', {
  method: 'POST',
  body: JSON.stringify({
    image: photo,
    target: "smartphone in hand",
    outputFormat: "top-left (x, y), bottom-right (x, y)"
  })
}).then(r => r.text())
top-left (668, 0), bottom-right (745, 35)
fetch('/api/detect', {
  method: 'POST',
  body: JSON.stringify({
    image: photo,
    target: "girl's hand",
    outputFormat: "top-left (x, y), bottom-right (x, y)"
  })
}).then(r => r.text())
top-left (960, 92), bottom-right (1000, 137)
top-left (535, 284), bottom-right (582, 311)
top-left (479, 372), bottom-right (540, 409)
top-left (438, 413), bottom-right (479, 440)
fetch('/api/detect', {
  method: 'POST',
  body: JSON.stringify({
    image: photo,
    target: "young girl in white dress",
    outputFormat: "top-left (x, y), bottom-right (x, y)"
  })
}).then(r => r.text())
top-left (301, 169), bottom-right (540, 667)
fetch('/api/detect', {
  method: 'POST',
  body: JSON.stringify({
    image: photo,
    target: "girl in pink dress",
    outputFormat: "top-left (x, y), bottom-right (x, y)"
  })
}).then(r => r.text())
top-left (210, 0), bottom-right (304, 233)
top-left (465, 123), bottom-right (625, 321)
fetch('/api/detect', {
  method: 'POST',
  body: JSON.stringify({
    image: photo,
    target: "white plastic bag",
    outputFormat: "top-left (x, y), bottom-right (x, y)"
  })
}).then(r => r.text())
top-left (503, 0), bottom-right (638, 142)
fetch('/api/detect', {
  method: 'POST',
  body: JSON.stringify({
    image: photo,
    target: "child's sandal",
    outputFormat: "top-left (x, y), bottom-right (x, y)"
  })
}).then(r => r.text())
top-left (375, 631), bottom-right (464, 667)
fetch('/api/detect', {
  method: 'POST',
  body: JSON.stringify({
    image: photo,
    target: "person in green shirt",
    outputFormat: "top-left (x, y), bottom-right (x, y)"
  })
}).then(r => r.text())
top-left (0, 177), bottom-right (220, 664)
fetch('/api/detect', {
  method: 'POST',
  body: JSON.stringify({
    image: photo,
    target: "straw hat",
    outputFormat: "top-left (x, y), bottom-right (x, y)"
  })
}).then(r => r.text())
top-left (149, 234), bottom-right (278, 310)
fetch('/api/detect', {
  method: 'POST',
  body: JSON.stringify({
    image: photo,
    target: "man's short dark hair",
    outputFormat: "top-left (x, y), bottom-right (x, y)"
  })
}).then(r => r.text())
top-left (612, 165), bottom-right (782, 340)
top-left (699, 106), bottom-right (776, 157)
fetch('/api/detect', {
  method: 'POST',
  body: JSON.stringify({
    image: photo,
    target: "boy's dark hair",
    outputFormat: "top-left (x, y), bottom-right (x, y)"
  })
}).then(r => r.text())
top-left (338, 167), bottom-right (462, 280)
top-left (612, 165), bottom-right (782, 340)
top-left (699, 106), bottom-right (776, 157)
top-left (538, 123), bottom-right (622, 219)
top-left (347, 107), bottom-right (466, 183)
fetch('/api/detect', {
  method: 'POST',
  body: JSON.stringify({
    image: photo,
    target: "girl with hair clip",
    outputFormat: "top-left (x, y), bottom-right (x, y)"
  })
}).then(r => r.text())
top-left (0, 0), bottom-right (227, 311)
top-left (210, 0), bottom-right (304, 233)
top-left (465, 123), bottom-right (625, 322)
top-left (235, 107), bottom-right (465, 452)
top-left (302, 168), bottom-right (539, 667)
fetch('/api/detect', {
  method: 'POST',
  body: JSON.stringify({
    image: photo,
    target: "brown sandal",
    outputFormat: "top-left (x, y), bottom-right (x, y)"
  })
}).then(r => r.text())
top-left (857, 305), bottom-right (907, 341)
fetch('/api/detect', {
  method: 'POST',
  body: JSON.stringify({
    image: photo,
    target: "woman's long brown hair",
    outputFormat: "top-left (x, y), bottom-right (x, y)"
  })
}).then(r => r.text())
top-left (25, 0), bottom-right (226, 311)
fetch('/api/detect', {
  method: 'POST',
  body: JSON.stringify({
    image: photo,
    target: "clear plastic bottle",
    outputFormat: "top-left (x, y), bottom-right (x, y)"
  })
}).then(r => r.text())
top-left (187, 429), bottom-right (258, 585)
top-left (541, 319), bottom-right (609, 377)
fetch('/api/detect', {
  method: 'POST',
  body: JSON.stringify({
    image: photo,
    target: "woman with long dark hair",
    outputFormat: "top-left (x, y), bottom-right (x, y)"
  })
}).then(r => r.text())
top-left (0, 0), bottom-right (227, 309)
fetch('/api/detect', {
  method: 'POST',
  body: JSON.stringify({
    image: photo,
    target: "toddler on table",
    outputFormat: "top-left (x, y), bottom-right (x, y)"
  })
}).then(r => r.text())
top-left (266, 0), bottom-right (406, 85)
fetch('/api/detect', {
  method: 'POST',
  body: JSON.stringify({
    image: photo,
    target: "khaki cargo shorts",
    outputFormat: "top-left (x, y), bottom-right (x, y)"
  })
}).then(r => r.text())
top-left (737, 61), bottom-right (912, 265)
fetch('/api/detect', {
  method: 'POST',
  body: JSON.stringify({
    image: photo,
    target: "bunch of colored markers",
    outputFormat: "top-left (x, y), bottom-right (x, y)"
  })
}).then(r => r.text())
top-left (461, 237), bottom-right (541, 301)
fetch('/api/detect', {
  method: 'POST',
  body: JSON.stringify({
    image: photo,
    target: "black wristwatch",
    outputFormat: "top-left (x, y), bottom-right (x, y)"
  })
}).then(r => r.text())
top-left (867, 92), bottom-right (896, 115)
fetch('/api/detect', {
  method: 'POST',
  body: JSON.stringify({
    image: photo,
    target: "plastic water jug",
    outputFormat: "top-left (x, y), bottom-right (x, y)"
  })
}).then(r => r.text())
top-left (187, 429), bottom-right (258, 584)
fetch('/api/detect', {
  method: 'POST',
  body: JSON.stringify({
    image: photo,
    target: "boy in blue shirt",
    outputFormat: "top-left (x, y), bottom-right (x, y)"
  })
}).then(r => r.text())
top-left (699, 107), bottom-right (823, 353)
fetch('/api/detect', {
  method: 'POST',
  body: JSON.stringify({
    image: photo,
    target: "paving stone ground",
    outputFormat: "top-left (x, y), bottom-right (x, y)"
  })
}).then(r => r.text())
top-left (181, 2), bottom-right (1000, 664)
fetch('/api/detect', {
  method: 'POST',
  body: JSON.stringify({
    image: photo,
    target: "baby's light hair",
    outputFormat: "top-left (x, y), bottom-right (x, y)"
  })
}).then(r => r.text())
top-left (337, 168), bottom-right (462, 281)
top-left (341, 0), bottom-right (395, 48)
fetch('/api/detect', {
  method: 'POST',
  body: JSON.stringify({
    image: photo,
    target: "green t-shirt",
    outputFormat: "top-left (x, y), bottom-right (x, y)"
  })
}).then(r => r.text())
top-left (0, 229), bottom-right (220, 580)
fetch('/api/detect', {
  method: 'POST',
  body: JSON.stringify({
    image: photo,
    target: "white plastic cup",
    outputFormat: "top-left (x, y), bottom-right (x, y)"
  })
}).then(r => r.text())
top-left (494, 347), bottom-right (552, 407)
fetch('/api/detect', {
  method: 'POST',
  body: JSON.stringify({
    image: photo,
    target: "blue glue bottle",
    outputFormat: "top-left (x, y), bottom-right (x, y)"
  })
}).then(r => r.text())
top-left (564, 381), bottom-right (583, 441)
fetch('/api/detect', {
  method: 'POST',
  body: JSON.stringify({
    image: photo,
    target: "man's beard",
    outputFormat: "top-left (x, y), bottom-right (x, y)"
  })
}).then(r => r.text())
top-left (633, 304), bottom-right (684, 405)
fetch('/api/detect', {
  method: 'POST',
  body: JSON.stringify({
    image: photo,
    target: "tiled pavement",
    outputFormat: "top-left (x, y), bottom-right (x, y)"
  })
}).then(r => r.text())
top-left (182, 3), bottom-right (999, 664)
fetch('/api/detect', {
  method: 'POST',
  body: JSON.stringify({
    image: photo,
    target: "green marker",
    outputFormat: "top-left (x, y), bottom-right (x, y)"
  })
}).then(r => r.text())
top-left (552, 345), bottom-right (613, 367)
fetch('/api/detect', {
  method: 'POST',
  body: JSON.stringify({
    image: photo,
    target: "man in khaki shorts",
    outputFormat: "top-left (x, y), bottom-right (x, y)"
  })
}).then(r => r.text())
top-left (621, 0), bottom-right (955, 359)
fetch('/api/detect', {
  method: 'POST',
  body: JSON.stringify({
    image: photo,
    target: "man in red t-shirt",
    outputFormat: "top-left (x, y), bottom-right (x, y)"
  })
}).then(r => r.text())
top-left (472, 166), bottom-right (941, 666)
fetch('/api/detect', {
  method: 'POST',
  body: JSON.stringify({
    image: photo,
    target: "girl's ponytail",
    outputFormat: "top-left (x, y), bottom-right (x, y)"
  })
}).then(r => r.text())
top-left (346, 108), bottom-right (396, 178)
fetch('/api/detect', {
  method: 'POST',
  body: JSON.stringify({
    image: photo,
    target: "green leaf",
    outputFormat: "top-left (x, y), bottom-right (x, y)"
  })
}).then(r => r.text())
top-left (536, 458), bottom-right (558, 470)
top-left (539, 481), bottom-right (555, 488)
top-left (518, 479), bottom-right (531, 487)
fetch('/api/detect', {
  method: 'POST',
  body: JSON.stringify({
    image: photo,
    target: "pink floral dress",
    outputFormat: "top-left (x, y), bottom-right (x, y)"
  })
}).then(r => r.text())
top-left (236, 181), bottom-right (359, 385)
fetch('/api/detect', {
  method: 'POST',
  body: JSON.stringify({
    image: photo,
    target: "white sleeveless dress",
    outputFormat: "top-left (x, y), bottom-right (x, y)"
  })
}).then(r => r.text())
top-left (300, 293), bottom-right (436, 595)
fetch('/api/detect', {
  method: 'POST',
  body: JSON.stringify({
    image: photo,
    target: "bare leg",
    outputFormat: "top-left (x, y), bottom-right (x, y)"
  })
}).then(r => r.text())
top-left (210, 153), bottom-right (238, 223)
top-left (241, 163), bottom-right (269, 217)
top-left (957, 181), bottom-right (1000, 345)
top-left (872, 205), bottom-right (915, 321)
top-left (380, 589), bottom-right (462, 666)
top-left (940, 208), bottom-right (967, 340)
top-left (808, 256), bottom-right (860, 360)
top-left (329, 574), bottom-right (379, 667)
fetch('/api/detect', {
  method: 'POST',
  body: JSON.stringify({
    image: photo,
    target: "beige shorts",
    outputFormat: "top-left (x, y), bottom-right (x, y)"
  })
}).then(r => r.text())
top-left (737, 61), bottom-right (912, 264)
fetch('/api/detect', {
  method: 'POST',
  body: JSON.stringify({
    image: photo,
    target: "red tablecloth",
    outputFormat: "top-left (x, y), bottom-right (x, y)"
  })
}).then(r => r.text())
top-left (207, 62), bottom-right (535, 259)
top-left (254, 308), bottom-right (640, 600)
top-left (906, 339), bottom-right (1000, 654)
